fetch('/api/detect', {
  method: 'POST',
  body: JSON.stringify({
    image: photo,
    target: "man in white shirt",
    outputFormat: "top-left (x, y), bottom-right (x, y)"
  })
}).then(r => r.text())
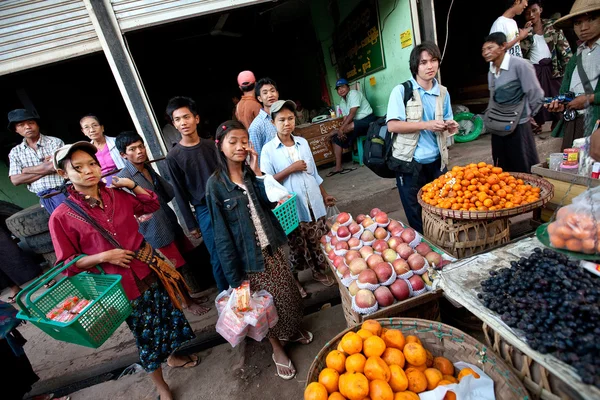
top-left (329, 78), bottom-right (376, 176)
top-left (490, 0), bottom-right (531, 57)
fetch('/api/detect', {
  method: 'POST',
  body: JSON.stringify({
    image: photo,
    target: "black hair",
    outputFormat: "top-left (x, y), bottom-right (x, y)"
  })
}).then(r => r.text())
top-left (58, 147), bottom-right (99, 170)
top-left (79, 113), bottom-right (102, 126)
top-left (409, 41), bottom-right (442, 77)
top-left (255, 78), bottom-right (278, 98)
top-left (166, 96), bottom-right (198, 121)
top-left (504, 0), bottom-right (523, 10)
top-left (240, 82), bottom-right (256, 93)
top-left (526, 0), bottom-right (542, 8)
top-left (484, 32), bottom-right (508, 46)
top-left (116, 131), bottom-right (144, 154)
top-left (213, 120), bottom-right (251, 181)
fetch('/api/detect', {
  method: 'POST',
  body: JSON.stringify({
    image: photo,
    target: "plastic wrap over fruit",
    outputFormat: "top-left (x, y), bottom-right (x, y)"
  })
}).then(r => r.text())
top-left (418, 362), bottom-right (494, 400)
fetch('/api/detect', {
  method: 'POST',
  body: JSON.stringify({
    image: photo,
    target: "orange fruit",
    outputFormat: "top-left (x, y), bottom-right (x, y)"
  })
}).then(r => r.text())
top-left (382, 329), bottom-right (406, 350)
top-left (394, 392), bottom-right (420, 400)
top-left (458, 367), bottom-right (480, 381)
top-left (357, 329), bottom-right (374, 340)
top-left (388, 364), bottom-right (409, 392)
top-left (319, 368), bottom-right (340, 394)
top-left (305, 382), bottom-right (328, 400)
top-left (425, 350), bottom-right (434, 367)
top-left (444, 391), bottom-right (457, 400)
top-left (382, 348), bottom-right (405, 368)
top-left (424, 368), bottom-right (443, 390)
top-left (346, 353), bottom-right (367, 373)
top-left (327, 350), bottom-right (347, 374)
top-left (370, 380), bottom-right (394, 400)
top-left (339, 372), bottom-right (369, 400)
top-left (364, 336), bottom-right (387, 358)
top-left (433, 357), bottom-right (454, 376)
top-left (364, 356), bottom-right (391, 382)
top-left (443, 375), bottom-right (458, 383)
top-left (404, 362), bottom-right (427, 372)
top-left (337, 342), bottom-right (346, 354)
top-left (328, 393), bottom-right (346, 400)
top-left (438, 380), bottom-right (454, 386)
top-left (405, 335), bottom-right (422, 345)
top-left (341, 332), bottom-right (363, 355)
top-left (403, 343), bottom-right (427, 366)
top-left (477, 162), bottom-right (487, 168)
top-left (405, 368), bottom-right (428, 393)
top-left (362, 320), bottom-right (383, 336)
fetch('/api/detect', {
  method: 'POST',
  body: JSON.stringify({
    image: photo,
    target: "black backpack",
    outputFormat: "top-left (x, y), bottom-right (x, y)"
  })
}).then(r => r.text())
top-left (363, 80), bottom-right (413, 178)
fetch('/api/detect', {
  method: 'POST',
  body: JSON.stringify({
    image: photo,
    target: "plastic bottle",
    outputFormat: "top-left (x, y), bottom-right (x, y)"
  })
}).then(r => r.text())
top-left (329, 108), bottom-right (336, 119)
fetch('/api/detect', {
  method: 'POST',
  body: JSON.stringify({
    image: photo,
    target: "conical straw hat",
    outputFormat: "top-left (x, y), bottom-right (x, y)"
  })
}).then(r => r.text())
top-left (554, 0), bottom-right (600, 28)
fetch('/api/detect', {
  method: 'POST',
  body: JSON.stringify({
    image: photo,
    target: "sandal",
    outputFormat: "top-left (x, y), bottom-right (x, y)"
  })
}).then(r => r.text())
top-left (185, 304), bottom-right (211, 316)
top-left (313, 273), bottom-right (335, 287)
top-left (167, 354), bottom-right (200, 369)
top-left (326, 170), bottom-right (342, 177)
top-left (298, 286), bottom-right (309, 299)
top-left (290, 330), bottom-right (314, 345)
top-left (271, 353), bottom-right (296, 380)
top-left (339, 167), bottom-right (356, 174)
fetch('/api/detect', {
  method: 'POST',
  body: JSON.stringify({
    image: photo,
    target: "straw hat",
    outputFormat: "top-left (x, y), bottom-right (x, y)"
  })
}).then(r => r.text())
top-left (554, 0), bottom-right (600, 28)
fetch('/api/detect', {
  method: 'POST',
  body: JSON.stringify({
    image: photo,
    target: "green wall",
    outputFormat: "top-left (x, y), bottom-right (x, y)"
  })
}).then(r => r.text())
top-left (310, 0), bottom-right (415, 117)
top-left (0, 162), bottom-right (38, 208)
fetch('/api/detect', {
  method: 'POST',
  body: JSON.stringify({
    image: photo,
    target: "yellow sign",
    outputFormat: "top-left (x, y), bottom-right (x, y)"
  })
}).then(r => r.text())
top-left (401, 30), bottom-right (413, 49)
top-left (369, 77), bottom-right (376, 86)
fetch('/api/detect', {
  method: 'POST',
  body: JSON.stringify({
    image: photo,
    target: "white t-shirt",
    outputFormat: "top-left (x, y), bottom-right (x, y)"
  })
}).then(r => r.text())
top-left (529, 34), bottom-right (552, 64)
top-left (490, 16), bottom-right (523, 58)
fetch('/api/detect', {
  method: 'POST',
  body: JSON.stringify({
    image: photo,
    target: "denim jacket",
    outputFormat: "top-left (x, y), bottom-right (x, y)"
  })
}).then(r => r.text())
top-left (205, 167), bottom-right (287, 288)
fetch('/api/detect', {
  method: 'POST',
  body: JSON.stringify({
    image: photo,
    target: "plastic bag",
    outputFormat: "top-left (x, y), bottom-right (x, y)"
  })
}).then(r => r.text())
top-left (548, 186), bottom-right (600, 255)
top-left (264, 174), bottom-right (290, 203)
top-left (326, 205), bottom-right (340, 228)
top-left (215, 291), bottom-right (249, 347)
top-left (418, 362), bottom-right (495, 400)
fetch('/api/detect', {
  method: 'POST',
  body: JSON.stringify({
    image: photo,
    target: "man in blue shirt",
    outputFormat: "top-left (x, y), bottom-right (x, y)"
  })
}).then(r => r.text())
top-left (386, 42), bottom-right (458, 233)
top-left (248, 77), bottom-right (279, 161)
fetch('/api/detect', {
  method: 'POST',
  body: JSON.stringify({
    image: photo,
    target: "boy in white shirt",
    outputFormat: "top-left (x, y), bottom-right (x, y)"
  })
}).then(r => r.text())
top-left (490, 0), bottom-right (531, 57)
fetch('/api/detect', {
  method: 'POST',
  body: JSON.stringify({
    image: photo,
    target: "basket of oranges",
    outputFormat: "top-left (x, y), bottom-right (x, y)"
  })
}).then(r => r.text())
top-left (418, 163), bottom-right (554, 220)
top-left (305, 318), bottom-right (529, 400)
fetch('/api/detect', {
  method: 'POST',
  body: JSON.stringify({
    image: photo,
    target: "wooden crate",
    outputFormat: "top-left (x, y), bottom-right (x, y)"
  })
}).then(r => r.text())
top-left (295, 118), bottom-right (350, 166)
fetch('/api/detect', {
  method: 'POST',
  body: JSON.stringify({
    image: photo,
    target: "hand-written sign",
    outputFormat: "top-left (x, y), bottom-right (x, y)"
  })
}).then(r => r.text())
top-left (308, 135), bottom-right (334, 161)
top-left (401, 30), bottom-right (413, 49)
top-left (333, 0), bottom-right (385, 81)
top-left (319, 120), bottom-right (344, 135)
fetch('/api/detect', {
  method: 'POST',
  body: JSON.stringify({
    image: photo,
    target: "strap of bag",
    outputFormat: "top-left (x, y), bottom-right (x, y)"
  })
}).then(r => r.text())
top-left (402, 80), bottom-right (413, 106)
top-left (64, 198), bottom-right (122, 249)
top-left (576, 53), bottom-right (594, 94)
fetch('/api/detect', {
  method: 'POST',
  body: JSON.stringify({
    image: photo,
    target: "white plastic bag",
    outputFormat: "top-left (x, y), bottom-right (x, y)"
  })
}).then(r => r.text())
top-left (264, 174), bottom-right (290, 203)
top-left (326, 205), bottom-right (340, 227)
top-left (418, 362), bottom-right (495, 400)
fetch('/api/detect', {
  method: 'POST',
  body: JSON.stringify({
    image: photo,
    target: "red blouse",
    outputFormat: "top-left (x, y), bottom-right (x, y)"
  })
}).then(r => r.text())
top-left (49, 184), bottom-right (160, 300)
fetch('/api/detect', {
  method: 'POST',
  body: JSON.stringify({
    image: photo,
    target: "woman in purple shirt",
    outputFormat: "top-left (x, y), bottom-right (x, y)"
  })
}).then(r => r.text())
top-left (80, 114), bottom-right (125, 183)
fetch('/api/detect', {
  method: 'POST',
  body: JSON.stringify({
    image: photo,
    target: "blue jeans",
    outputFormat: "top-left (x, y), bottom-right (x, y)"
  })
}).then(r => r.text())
top-left (195, 204), bottom-right (228, 292)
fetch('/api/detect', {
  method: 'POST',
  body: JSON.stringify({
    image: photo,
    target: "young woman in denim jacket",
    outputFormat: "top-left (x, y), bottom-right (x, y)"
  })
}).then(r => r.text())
top-left (205, 120), bottom-right (313, 380)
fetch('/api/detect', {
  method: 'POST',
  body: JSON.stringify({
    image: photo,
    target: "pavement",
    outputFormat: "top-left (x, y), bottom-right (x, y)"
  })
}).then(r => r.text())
top-left (1, 129), bottom-right (561, 399)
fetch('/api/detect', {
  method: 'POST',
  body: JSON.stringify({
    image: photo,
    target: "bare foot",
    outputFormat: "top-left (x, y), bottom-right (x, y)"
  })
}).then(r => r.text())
top-left (184, 302), bottom-right (210, 316)
top-left (167, 354), bottom-right (199, 368)
top-left (157, 386), bottom-right (173, 400)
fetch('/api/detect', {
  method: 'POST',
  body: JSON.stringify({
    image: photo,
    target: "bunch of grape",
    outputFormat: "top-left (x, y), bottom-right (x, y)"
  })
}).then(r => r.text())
top-left (478, 248), bottom-right (600, 388)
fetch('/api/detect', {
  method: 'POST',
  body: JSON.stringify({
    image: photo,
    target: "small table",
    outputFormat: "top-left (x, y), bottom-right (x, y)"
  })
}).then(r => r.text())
top-left (295, 117), bottom-right (350, 166)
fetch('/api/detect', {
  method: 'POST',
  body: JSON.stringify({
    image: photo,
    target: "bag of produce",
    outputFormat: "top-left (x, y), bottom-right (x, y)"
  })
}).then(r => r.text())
top-left (419, 362), bottom-right (494, 400)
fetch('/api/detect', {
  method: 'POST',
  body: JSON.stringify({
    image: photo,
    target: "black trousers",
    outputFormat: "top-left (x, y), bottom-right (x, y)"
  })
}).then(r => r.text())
top-left (491, 122), bottom-right (539, 173)
top-left (395, 158), bottom-right (445, 234)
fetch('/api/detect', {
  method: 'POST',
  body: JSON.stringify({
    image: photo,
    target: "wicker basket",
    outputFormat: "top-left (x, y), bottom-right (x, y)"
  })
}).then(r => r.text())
top-left (418, 172), bottom-right (554, 220)
top-left (307, 318), bottom-right (530, 400)
top-left (423, 208), bottom-right (511, 259)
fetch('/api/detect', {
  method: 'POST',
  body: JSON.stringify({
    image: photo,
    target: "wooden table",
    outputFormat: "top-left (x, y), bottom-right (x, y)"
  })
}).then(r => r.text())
top-left (295, 117), bottom-right (351, 166)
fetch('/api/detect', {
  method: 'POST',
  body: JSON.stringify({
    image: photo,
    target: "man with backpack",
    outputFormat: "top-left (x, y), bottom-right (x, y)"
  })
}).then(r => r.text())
top-left (385, 42), bottom-right (458, 234)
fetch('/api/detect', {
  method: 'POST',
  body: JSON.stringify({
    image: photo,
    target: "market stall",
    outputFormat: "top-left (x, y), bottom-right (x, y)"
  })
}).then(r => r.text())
top-left (296, 117), bottom-right (350, 166)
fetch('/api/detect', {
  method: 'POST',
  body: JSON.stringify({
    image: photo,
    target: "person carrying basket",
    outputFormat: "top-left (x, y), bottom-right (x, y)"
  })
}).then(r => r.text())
top-left (48, 142), bottom-right (196, 400)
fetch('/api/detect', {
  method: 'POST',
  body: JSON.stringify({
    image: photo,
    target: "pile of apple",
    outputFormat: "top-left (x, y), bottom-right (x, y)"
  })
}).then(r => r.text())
top-left (321, 208), bottom-right (450, 315)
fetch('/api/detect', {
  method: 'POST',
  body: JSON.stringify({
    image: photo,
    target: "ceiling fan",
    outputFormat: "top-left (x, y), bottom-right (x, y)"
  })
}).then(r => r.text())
top-left (208, 13), bottom-right (242, 37)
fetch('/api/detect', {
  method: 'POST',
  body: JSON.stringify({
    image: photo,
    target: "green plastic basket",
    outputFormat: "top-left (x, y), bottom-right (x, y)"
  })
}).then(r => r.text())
top-left (16, 255), bottom-right (132, 348)
top-left (272, 193), bottom-right (299, 235)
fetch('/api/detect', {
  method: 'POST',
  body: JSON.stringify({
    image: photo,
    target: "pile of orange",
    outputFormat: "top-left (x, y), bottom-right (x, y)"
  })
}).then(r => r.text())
top-left (420, 163), bottom-right (541, 212)
top-left (305, 320), bottom-right (480, 400)
top-left (547, 207), bottom-right (600, 254)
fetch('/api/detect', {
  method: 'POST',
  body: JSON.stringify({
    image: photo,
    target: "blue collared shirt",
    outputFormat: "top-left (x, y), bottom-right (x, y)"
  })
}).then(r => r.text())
top-left (386, 77), bottom-right (453, 164)
top-left (248, 109), bottom-right (277, 161)
top-left (260, 135), bottom-right (326, 223)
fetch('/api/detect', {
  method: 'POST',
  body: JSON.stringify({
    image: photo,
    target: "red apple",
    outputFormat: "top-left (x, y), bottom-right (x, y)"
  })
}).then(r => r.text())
top-left (392, 258), bottom-right (410, 275)
top-left (415, 242), bottom-right (431, 256)
top-left (355, 289), bottom-right (377, 308)
top-left (358, 269), bottom-right (378, 285)
top-left (345, 250), bottom-right (361, 264)
top-left (320, 235), bottom-right (328, 245)
top-left (425, 251), bottom-right (443, 267)
top-left (407, 253), bottom-right (426, 271)
top-left (331, 222), bottom-right (340, 233)
top-left (325, 243), bottom-right (333, 253)
top-left (374, 286), bottom-right (395, 307)
top-left (348, 237), bottom-right (361, 249)
top-left (342, 269), bottom-right (352, 279)
top-left (361, 217), bottom-right (375, 228)
top-left (331, 236), bottom-right (339, 246)
top-left (375, 212), bottom-right (389, 224)
top-left (374, 262), bottom-right (393, 283)
top-left (360, 230), bottom-right (375, 242)
top-left (387, 220), bottom-right (402, 232)
top-left (349, 258), bottom-right (368, 275)
top-left (374, 227), bottom-right (388, 239)
top-left (328, 249), bottom-right (336, 260)
top-left (356, 214), bottom-right (367, 224)
top-left (366, 254), bottom-right (384, 269)
top-left (348, 222), bottom-right (361, 235)
top-left (338, 265), bottom-right (349, 277)
top-left (333, 256), bottom-right (345, 269)
top-left (390, 227), bottom-right (404, 237)
top-left (390, 279), bottom-right (410, 301)
top-left (373, 239), bottom-right (388, 253)
top-left (439, 260), bottom-right (452, 268)
top-left (349, 280), bottom-right (360, 296)
top-left (370, 208), bottom-right (382, 218)
top-left (382, 248), bottom-right (398, 263)
top-left (337, 226), bottom-right (350, 239)
top-left (396, 243), bottom-right (414, 260)
top-left (335, 241), bottom-right (349, 251)
top-left (408, 275), bottom-right (425, 291)
top-left (359, 246), bottom-right (374, 258)
top-left (401, 228), bottom-right (417, 244)
top-left (387, 237), bottom-right (403, 250)
top-left (336, 212), bottom-right (350, 224)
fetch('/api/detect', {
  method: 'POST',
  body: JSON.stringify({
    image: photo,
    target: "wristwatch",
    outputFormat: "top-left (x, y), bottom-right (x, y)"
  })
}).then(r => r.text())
top-left (130, 182), bottom-right (139, 190)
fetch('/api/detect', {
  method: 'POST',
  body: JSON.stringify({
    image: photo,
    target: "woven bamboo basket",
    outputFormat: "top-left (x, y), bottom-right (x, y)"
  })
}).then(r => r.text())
top-left (418, 173), bottom-right (554, 220)
top-left (307, 318), bottom-right (530, 400)
top-left (423, 209), bottom-right (511, 259)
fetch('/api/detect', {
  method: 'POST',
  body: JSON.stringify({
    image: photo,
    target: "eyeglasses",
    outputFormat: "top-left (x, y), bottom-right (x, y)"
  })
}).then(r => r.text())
top-left (82, 123), bottom-right (100, 131)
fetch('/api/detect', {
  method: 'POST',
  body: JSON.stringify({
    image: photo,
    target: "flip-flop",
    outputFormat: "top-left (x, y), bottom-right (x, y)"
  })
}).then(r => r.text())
top-left (299, 287), bottom-right (309, 299)
top-left (167, 354), bottom-right (200, 369)
top-left (185, 304), bottom-right (211, 316)
top-left (339, 167), bottom-right (356, 174)
top-left (326, 170), bottom-right (342, 177)
top-left (290, 330), bottom-right (314, 345)
top-left (271, 354), bottom-right (296, 380)
top-left (313, 274), bottom-right (335, 287)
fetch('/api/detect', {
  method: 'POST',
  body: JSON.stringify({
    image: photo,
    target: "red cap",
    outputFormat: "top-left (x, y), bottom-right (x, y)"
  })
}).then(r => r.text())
top-left (237, 70), bottom-right (256, 86)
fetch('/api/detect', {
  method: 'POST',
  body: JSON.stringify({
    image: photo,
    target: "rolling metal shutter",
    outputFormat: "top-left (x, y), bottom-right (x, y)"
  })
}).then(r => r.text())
top-left (0, 0), bottom-right (101, 76)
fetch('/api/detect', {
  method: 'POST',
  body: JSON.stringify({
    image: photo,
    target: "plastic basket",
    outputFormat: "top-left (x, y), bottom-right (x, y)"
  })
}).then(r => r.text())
top-left (16, 255), bottom-right (132, 348)
top-left (272, 193), bottom-right (299, 235)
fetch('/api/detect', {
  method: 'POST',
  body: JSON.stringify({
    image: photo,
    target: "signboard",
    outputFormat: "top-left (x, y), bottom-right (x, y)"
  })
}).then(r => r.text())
top-left (401, 30), bottom-right (413, 49)
top-left (333, 0), bottom-right (385, 81)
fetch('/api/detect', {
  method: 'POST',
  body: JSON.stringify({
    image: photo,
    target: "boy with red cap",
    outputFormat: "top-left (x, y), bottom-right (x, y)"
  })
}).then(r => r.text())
top-left (235, 70), bottom-right (262, 129)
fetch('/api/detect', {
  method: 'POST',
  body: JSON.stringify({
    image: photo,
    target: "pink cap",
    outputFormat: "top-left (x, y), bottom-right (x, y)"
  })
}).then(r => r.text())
top-left (237, 70), bottom-right (256, 86)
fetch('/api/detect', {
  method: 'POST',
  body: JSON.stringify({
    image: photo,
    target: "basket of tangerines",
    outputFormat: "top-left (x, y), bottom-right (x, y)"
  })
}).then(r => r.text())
top-left (305, 318), bottom-right (529, 400)
top-left (418, 163), bottom-right (554, 220)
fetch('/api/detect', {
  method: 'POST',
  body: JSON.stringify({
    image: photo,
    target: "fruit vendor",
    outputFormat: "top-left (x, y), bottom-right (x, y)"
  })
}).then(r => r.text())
top-left (261, 100), bottom-right (337, 294)
top-left (546, 0), bottom-right (600, 150)
top-left (115, 131), bottom-right (210, 316)
top-left (206, 120), bottom-right (314, 380)
top-left (386, 42), bottom-right (458, 234)
top-left (328, 78), bottom-right (376, 177)
top-left (48, 142), bottom-right (198, 400)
